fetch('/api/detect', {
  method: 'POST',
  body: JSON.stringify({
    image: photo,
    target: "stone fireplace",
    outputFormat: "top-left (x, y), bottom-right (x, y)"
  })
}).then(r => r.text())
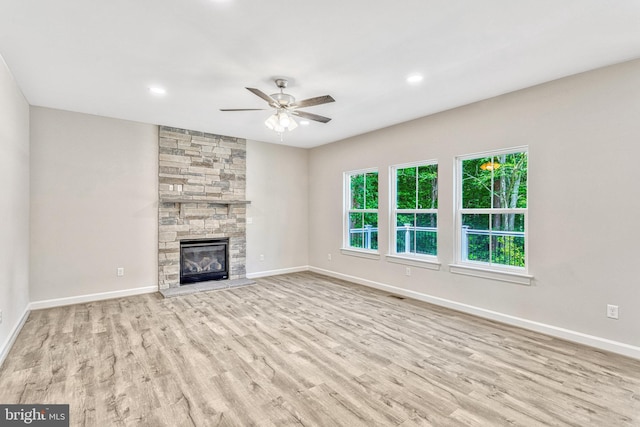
top-left (157, 126), bottom-right (251, 294)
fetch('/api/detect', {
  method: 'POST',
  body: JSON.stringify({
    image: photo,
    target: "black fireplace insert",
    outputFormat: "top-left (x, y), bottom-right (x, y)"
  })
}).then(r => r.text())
top-left (180, 238), bottom-right (229, 284)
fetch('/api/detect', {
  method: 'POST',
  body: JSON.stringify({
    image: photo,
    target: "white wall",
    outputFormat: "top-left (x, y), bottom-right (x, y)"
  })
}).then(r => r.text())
top-left (0, 55), bottom-right (30, 362)
top-left (309, 59), bottom-right (640, 353)
top-left (29, 107), bottom-right (158, 302)
top-left (246, 140), bottom-right (309, 276)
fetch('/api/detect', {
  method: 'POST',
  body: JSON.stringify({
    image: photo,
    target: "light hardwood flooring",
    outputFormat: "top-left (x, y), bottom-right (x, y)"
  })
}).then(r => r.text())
top-left (1, 272), bottom-right (639, 426)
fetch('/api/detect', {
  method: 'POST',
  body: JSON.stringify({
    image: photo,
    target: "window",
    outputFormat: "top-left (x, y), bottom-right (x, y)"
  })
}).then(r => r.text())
top-left (391, 161), bottom-right (438, 258)
top-left (456, 148), bottom-right (528, 270)
top-left (344, 170), bottom-right (379, 251)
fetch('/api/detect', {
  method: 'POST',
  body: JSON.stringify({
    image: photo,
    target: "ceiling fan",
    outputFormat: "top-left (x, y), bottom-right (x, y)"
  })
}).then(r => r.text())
top-left (220, 79), bottom-right (335, 134)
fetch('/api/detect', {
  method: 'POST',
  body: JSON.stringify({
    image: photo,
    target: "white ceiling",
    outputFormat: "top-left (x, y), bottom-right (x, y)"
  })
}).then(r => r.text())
top-left (1, 1), bottom-right (639, 148)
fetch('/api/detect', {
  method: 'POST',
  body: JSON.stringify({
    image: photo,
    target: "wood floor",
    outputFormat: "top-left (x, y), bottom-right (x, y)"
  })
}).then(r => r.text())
top-left (1, 272), bottom-right (639, 426)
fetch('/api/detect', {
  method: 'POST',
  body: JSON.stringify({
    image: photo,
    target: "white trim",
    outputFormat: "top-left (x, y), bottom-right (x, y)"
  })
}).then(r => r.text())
top-left (308, 266), bottom-right (640, 361)
top-left (0, 305), bottom-right (30, 369)
top-left (456, 145), bottom-right (529, 161)
top-left (29, 285), bottom-right (158, 310)
top-left (247, 265), bottom-right (309, 279)
top-left (385, 254), bottom-right (441, 270)
top-left (449, 263), bottom-right (532, 285)
top-left (459, 208), bottom-right (527, 214)
top-left (340, 248), bottom-right (381, 260)
top-left (344, 166), bottom-right (379, 176)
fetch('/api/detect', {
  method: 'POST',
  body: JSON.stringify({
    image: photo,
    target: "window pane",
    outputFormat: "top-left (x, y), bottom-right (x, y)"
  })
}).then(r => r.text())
top-left (397, 167), bottom-right (416, 209)
top-left (349, 212), bottom-right (363, 248)
top-left (416, 213), bottom-right (437, 255)
top-left (493, 152), bottom-right (527, 209)
top-left (350, 174), bottom-right (365, 209)
top-left (462, 157), bottom-right (492, 209)
top-left (462, 214), bottom-right (490, 262)
top-left (363, 213), bottom-right (378, 250)
top-left (492, 213), bottom-right (525, 233)
top-left (491, 213), bottom-right (525, 267)
top-left (396, 213), bottom-right (415, 253)
top-left (417, 164), bottom-right (438, 209)
top-left (365, 172), bottom-right (379, 209)
top-left (492, 153), bottom-right (528, 209)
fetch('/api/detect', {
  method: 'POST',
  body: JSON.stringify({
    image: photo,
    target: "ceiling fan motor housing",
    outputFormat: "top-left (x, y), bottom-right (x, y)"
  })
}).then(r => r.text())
top-left (271, 92), bottom-right (295, 107)
top-left (271, 79), bottom-right (294, 107)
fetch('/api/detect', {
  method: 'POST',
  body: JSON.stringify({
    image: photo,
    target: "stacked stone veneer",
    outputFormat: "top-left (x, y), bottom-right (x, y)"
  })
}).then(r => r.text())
top-left (158, 126), bottom-right (247, 289)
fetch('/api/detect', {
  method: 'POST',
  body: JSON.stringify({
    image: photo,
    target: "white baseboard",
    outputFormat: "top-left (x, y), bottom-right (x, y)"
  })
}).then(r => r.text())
top-left (0, 305), bottom-right (30, 369)
top-left (29, 285), bottom-right (158, 311)
top-left (247, 265), bottom-right (310, 279)
top-left (309, 266), bottom-right (640, 360)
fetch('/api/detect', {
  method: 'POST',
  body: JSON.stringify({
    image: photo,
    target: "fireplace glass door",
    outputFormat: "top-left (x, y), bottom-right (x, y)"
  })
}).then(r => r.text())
top-left (180, 238), bottom-right (229, 284)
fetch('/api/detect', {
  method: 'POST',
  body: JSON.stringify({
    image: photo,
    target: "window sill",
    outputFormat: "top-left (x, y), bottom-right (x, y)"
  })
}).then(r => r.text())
top-left (449, 264), bottom-right (533, 286)
top-left (386, 254), bottom-right (441, 271)
top-left (340, 248), bottom-right (381, 260)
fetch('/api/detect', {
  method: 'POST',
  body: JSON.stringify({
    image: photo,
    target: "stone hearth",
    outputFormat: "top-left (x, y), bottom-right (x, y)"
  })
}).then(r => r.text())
top-left (157, 126), bottom-right (250, 291)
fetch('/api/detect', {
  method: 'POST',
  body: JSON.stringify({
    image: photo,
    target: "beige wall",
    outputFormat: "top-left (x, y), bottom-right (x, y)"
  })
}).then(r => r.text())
top-left (28, 109), bottom-right (310, 299)
top-left (0, 56), bottom-right (30, 359)
top-left (246, 140), bottom-right (309, 275)
top-left (309, 59), bottom-right (640, 350)
top-left (29, 108), bottom-right (159, 301)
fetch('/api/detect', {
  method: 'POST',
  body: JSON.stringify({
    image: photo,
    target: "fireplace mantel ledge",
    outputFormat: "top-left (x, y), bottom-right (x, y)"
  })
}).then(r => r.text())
top-left (161, 198), bottom-right (250, 217)
top-left (161, 198), bottom-right (251, 205)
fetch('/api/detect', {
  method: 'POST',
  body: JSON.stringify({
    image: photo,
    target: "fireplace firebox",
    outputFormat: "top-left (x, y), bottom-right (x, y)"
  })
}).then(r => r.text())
top-left (180, 238), bottom-right (229, 284)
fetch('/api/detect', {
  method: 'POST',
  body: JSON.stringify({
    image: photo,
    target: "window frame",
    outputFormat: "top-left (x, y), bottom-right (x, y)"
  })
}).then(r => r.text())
top-left (342, 168), bottom-right (380, 257)
top-left (453, 147), bottom-right (531, 281)
top-left (388, 160), bottom-right (439, 266)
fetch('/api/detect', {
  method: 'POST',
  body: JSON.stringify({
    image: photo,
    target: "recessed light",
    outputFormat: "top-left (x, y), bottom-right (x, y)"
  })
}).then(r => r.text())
top-left (149, 86), bottom-right (166, 95)
top-left (406, 74), bottom-right (424, 84)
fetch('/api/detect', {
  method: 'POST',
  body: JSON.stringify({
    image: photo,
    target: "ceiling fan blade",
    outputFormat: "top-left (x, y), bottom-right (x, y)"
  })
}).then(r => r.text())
top-left (220, 108), bottom-right (266, 111)
top-left (293, 95), bottom-right (335, 109)
top-left (292, 110), bottom-right (332, 123)
top-left (246, 87), bottom-right (277, 107)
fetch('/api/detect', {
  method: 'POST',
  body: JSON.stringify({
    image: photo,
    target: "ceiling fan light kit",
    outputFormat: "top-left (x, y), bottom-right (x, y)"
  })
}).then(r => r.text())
top-left (265, 110), bottom-right (298, 133)
top-left (221, 79), bottom-right (335, 138)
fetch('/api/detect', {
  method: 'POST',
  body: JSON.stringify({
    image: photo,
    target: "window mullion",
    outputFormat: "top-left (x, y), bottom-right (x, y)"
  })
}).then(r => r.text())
top-left (363, 173), bottom-right (367, 210)
top-left (490, 158), bottom-right (495, 210)
top-left (413, 213), bottom-right (417, 253)
top-left (415, 168), bottom-right (419, 210)
top-left (489, 213), bottom-right (493, 264)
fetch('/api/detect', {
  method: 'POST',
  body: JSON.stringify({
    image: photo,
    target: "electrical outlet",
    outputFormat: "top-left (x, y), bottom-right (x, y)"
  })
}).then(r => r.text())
top-left (259, 254), bottom-right (265, 261)
top-left (0, 309), bottom-right (3, 324)
top-left (117, 267), bottom-right (124, 277)
top-left (328, 253), bottom-right (332, 261)
top-left (405, 267), bottom-right (411, 276)
top-left (607, 304), bottom-right (619, 319)
top-left (246, 217), bottom-right (253, 224)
